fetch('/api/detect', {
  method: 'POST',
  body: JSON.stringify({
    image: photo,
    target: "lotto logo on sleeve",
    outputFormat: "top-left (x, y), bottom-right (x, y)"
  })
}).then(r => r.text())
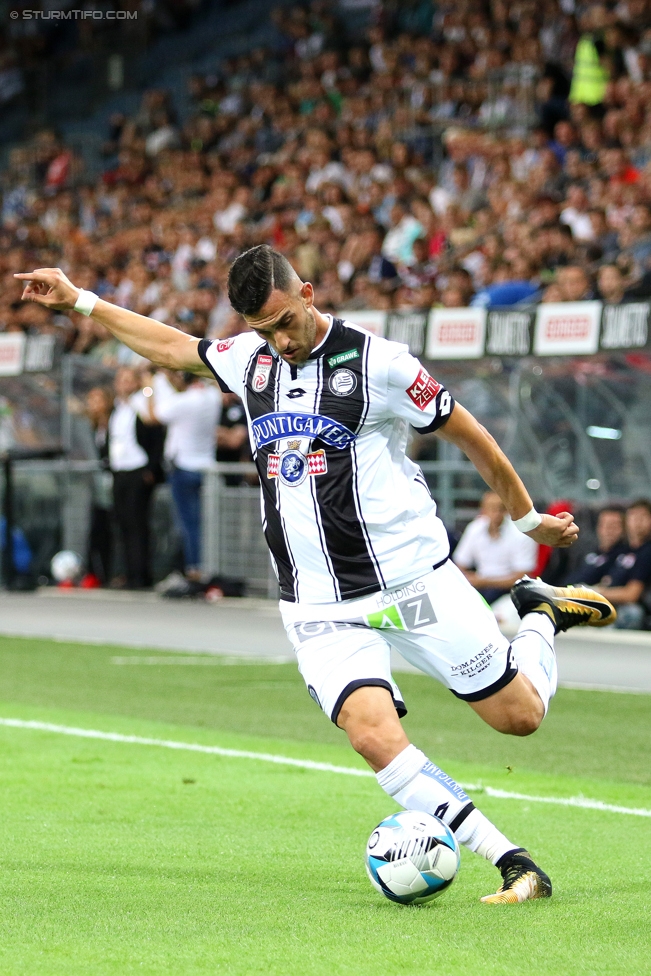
top-left (252, 355), bottom-right (273, 392)
top-left (406, 368), bottom-right (442, 410)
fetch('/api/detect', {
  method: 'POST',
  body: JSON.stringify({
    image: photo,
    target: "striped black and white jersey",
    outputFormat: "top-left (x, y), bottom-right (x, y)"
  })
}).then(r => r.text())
top-left (198, 316), bottom-right (455, 604)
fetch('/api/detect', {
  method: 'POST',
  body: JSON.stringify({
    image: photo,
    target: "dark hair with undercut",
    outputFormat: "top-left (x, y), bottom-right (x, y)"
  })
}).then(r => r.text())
top-left (227, 244), bottom-right (298, 316)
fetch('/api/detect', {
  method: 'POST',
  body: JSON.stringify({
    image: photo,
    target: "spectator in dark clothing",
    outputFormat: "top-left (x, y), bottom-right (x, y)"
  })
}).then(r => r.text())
top-left (109, 368), bottom-right (160, 589)
top-left (566, 506), bottom-right (627, 586)
top-left (85, 386), bottom-right (114, 585)
top-left (594, 500), bottom-right (651, 629)
top-left (217, 393), bottom-right (251, 486)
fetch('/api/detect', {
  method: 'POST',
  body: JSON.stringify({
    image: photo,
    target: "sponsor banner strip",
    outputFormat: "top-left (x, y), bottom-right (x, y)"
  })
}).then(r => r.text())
top-left (344, 302), bottom-right (651, 358)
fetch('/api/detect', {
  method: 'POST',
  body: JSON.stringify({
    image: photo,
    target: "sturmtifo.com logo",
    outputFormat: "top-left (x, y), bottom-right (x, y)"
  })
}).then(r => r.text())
top-left (11, 8), bottom-right (137, 17)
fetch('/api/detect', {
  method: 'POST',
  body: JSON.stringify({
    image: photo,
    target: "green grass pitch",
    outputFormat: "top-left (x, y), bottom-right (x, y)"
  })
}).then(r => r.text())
top-left (0, 634), bottom-right (649, 975)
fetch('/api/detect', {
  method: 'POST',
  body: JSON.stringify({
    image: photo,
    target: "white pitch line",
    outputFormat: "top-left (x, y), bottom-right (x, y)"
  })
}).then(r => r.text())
top-left (462, 783), bottom-right (651, 818)
top-left (1, 717), bottom-right (650, 819)
top-left (0, 718), bottom-right (373, 778)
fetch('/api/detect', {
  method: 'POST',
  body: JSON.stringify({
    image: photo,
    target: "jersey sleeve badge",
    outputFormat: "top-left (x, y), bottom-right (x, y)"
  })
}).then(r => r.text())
top-left (252, 354), bottom-right (273, 392)
top-left (406, 368), bottom-right (442, 410)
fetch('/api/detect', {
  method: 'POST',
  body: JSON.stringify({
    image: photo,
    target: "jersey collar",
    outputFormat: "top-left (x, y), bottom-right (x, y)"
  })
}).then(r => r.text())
top-left (307, 314), bottom-right (339, 360)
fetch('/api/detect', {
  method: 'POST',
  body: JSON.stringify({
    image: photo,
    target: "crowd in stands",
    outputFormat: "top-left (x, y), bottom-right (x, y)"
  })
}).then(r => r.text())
top-left (3, 1), bottom-right (651, 363)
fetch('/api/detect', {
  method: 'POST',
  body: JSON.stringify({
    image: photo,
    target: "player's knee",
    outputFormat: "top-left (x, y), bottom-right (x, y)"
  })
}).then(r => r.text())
top-left (347, 724), bottom-right (386, 758)
top-left (345, 722), bottom-right (406, 767)
top-left (502, 703), bottom-right (543, 737)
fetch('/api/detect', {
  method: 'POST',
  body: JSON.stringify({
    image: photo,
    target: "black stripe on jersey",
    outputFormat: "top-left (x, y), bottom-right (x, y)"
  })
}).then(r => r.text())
top-left (243, 347), bottom-right (298, 602)
top-left (197, 338), bottom-right (233, 393)
top-left (313, 320), bottom-right (382, 599)
top-left (414, 472), bottom-right (432, 496)
top-left (359, 328), bottom-right (372, 430)
top-left (308, 356), bottom-right (340, 601)
top-left (353, 334), bottom-right (385, 587)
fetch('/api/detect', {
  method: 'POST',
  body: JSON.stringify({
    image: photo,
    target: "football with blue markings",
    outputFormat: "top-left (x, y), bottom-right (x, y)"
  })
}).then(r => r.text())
top-left (365, 811), bottom-right (460, 904)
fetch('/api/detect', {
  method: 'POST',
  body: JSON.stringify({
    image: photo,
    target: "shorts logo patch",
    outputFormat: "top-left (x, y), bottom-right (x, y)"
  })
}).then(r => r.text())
top-left (267, 447), bottom-right (328, 484)
top-left (252, 354), bottom-right (273, 392)
top-left (307, 685), bottom-right (321, 707)
top-left (292, 619), bottom-right (366, 643)
top-left (329, 368), bottom-right (357, 397)
top-left (450, 644), bottom-right (495, 679)
top-left (216, 338), bottom-right (235, 352)
top-left (327, 348), bottom-right (359, 368)
top-left (406, 368), bottom-right (442, 411)
top-left (366, 593), bottom-right (436, 631)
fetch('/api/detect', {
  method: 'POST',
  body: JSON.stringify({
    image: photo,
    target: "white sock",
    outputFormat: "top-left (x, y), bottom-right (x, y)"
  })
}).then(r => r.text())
top-left (510, 612), bottom-right (558, 714)
top-left (376, 744), bottom-right (518, 865)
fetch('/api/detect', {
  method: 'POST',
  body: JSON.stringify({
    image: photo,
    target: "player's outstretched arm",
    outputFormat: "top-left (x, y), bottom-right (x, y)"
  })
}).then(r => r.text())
top-left (14, 268), bottom-right (210, 375)
top-left (436, 403), bottom-right (579, 549)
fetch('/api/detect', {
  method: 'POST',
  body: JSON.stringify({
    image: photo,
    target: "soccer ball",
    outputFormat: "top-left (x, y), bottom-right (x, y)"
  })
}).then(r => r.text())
top-left (365, 811), bottom-right (460, 904)
top-left (50, 550), bottom-right (83, 583)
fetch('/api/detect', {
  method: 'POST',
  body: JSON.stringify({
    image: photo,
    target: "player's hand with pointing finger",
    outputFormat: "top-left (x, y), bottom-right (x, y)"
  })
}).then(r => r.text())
top-left (524, 511), bottom-right (579, 549)
top-left (13, 268), bottom-right (81, 312)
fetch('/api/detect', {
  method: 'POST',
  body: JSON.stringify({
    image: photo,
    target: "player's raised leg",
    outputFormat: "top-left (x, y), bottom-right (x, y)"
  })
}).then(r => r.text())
top-left (337, 686), bottom-right (552, 904)
top-left (496, 576), bottom-right (617, 719)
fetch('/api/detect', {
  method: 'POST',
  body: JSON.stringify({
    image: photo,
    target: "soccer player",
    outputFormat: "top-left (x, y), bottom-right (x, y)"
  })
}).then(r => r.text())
top-left (15, 248), bottom-right (615, 904)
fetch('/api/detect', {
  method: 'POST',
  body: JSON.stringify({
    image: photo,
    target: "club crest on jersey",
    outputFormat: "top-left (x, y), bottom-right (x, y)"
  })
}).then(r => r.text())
top-left (252, 354), bottom-right (273, 392)
top-left (406, 367), bottom-right (442, 411)
top-left (267, 442), bottom-right (328, 486)
top-left (329, 368), bottom-right (357, 396)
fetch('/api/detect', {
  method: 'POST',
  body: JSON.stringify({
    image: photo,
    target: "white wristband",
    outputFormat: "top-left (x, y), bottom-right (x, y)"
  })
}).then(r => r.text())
top-left (512, 508), bottom-right (543, 533)
top-left (73, 289), bottom-right (98, 316)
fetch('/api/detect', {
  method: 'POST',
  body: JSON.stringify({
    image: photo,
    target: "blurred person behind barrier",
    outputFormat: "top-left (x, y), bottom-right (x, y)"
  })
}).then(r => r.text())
top-left (85, 385), bottom-right (114, 585)
top-left (594, 499), bottom-right (651, 629)
top-left (149, 370), bottom-right (221, 579)
top-left (556, 265), bottom-right (595, 301)
top-left (566, 506), bottom-right (627, 586)
top-left (109, 367), bottom-right (161, 589)
top-left (453, 492), bottom-right (538, 605)
top-left (216, 393), bottom-right (252, 487)
top-left (597, 264), bottom-right (627, 304)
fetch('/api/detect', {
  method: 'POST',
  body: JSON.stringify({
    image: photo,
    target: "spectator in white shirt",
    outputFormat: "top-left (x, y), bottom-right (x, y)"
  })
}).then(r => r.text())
top-left (453, 492), bottom-right (538, 605)
top-left (560, 185), bottom-right (595, 242)
top-left (150, 371), bottom-right (221, 578)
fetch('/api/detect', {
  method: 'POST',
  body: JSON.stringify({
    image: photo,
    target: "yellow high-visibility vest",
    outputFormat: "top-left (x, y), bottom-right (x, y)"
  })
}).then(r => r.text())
top-left (569, 35), bottom-right (608, 105)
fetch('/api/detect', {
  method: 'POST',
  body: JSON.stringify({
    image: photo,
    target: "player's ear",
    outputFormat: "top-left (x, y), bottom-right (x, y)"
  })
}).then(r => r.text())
top-left (300, 281), bottom-right (314, 307)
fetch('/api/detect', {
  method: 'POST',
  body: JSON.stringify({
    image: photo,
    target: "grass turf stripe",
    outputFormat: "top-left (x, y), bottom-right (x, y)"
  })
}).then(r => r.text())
top-left (2, 716), bottom-right (650, 819)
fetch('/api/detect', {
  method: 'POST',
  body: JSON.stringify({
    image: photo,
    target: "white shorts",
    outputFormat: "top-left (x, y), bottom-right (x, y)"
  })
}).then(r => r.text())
top-left (280, 559), bottom-right (517, 724)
